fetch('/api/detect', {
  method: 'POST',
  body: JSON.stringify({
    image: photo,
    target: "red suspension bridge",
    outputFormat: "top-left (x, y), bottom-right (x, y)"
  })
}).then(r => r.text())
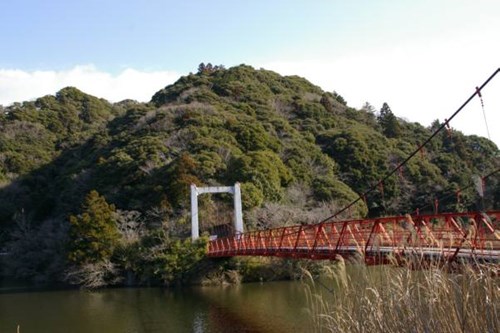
top-left (203, 68), bottom-right (500, 265)
top-left (207, 211), bottom-right (500, 264)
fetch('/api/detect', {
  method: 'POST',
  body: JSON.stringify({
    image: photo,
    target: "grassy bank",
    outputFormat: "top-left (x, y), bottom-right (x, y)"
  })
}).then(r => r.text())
top-left (304, 257), bottom-right (499, 333)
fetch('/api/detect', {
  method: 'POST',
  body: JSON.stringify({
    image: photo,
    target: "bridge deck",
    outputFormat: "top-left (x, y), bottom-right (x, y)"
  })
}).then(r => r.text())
top-left (207, 211), bottom-right (500, 264)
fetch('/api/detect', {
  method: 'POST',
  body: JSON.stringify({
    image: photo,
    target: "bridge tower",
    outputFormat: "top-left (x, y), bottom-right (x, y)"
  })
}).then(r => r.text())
top-left (190, 183), bottom-right (243, 240)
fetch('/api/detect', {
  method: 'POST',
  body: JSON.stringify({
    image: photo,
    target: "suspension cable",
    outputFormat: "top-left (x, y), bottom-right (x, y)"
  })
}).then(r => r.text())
top-left (476, 86), bottom-right (492, 141)
top-left (317, 68), bottom-right (500, 224)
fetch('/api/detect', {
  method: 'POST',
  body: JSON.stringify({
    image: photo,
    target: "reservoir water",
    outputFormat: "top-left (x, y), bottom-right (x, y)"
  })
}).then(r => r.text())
top-left (0, 281), bottom-right (313, 333)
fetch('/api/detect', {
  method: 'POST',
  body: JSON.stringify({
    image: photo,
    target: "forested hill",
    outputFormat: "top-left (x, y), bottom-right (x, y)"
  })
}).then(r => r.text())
top-left (0, 64), bottom-right (498, 285)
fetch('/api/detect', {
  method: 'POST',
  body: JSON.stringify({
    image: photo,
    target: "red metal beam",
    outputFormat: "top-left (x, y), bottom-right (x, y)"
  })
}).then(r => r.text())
top-left (207, 211), bottom-right (500, 263)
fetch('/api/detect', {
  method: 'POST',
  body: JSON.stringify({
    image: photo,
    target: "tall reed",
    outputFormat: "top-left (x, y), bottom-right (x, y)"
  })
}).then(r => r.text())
top-left (303, 256), bottom-right (499, 333)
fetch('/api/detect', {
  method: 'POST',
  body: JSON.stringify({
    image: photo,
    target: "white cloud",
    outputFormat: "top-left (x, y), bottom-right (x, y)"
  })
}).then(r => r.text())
top-left (0, 65), bottom-right (181, 105)
top-left (260, 33), bottom-right (500, 147)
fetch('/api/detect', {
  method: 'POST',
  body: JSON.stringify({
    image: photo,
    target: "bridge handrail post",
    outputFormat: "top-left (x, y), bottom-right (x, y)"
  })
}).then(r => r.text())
top-left (335, 222), bottom-right (348, 253)
top-left (311, 223), bottom-right (324, 252)
top-left (365, 219), bottom-right (380, 255)
top-left (293, 226), bottom-right (303, 251)
top-left (278, 227), bottom-right (287, 251)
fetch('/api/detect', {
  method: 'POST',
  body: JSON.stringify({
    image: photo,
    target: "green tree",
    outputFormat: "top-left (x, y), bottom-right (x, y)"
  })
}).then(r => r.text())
top-left (168, 153), bottom-right (202, 207)
top-left (130, 230), bottom-right (207, 285)
top-left (229, 150), bottom-right (293, 202)
top-left (317, 128), bottom-right (390, 194)
top-left (378, 102), bottom-right (401, 138)
top-left (333, 91), bottom-right (347, 105)
top-left (68, 190), bottom-right (120, 264)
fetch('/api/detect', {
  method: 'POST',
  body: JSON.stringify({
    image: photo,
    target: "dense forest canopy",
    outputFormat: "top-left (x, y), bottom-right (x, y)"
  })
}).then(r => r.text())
top-left (0, 64), bottom-right (498, 286)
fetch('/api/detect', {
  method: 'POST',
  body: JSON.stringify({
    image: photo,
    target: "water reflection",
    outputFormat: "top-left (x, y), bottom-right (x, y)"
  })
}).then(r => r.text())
top-left (198, 282), bottom-right (311, 333)
top-left (0, 281), bottom-right (312, 333)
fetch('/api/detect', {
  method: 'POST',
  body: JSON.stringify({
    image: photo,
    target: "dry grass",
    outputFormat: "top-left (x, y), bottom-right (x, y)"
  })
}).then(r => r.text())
top-left (303, 256), bottom-right (499, 333)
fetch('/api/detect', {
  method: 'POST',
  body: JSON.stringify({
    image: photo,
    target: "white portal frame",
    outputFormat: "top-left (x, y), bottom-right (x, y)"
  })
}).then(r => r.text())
top-left (191, 183), bottom-right (243, 240)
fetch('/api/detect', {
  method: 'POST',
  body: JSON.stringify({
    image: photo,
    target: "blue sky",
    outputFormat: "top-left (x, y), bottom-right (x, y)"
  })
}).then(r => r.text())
top-left (1, 0), bottom-right (499, 145)
top-left (1, 1), bottom-right (479, 71)
top-left (1, 1), bottom-right (407, 71)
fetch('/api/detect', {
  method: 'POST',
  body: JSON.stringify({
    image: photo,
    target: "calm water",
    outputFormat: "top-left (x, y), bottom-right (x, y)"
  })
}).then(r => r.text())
top-left (0, 281), bottom-right (313, 333)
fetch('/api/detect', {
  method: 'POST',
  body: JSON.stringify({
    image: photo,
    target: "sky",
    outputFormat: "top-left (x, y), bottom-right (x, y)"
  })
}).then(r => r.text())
top-left (1, 0), bottom-right (499, 146)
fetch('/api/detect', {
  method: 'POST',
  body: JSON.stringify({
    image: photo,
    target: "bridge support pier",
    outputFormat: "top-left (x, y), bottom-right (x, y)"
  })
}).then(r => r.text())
top-left (191, 183), bottom-right (243, 240)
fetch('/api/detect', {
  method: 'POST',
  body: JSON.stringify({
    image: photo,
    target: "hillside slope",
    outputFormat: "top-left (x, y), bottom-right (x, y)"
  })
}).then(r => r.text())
top-left (0, 64), bottom-right (498, 285)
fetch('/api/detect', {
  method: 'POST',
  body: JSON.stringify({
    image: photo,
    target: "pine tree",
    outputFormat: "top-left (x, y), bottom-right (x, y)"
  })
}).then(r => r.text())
top-left (68, 190), bottom-right (120, 264)
top-left (378, 102), bottom-right (401, 138)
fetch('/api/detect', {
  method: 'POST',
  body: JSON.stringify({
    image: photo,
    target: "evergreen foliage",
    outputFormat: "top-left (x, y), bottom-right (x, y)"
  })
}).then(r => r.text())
top-left (68, 190), bottom-right (120, 264)
top-left (378, 102), bottom-right (402, 138)
top-left (0, 64), bottom-right (498, 286)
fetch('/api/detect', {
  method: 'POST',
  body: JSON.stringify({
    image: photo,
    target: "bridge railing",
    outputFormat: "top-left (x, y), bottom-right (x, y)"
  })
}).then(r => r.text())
top-left (207, 211), bottom-right (500, 262)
